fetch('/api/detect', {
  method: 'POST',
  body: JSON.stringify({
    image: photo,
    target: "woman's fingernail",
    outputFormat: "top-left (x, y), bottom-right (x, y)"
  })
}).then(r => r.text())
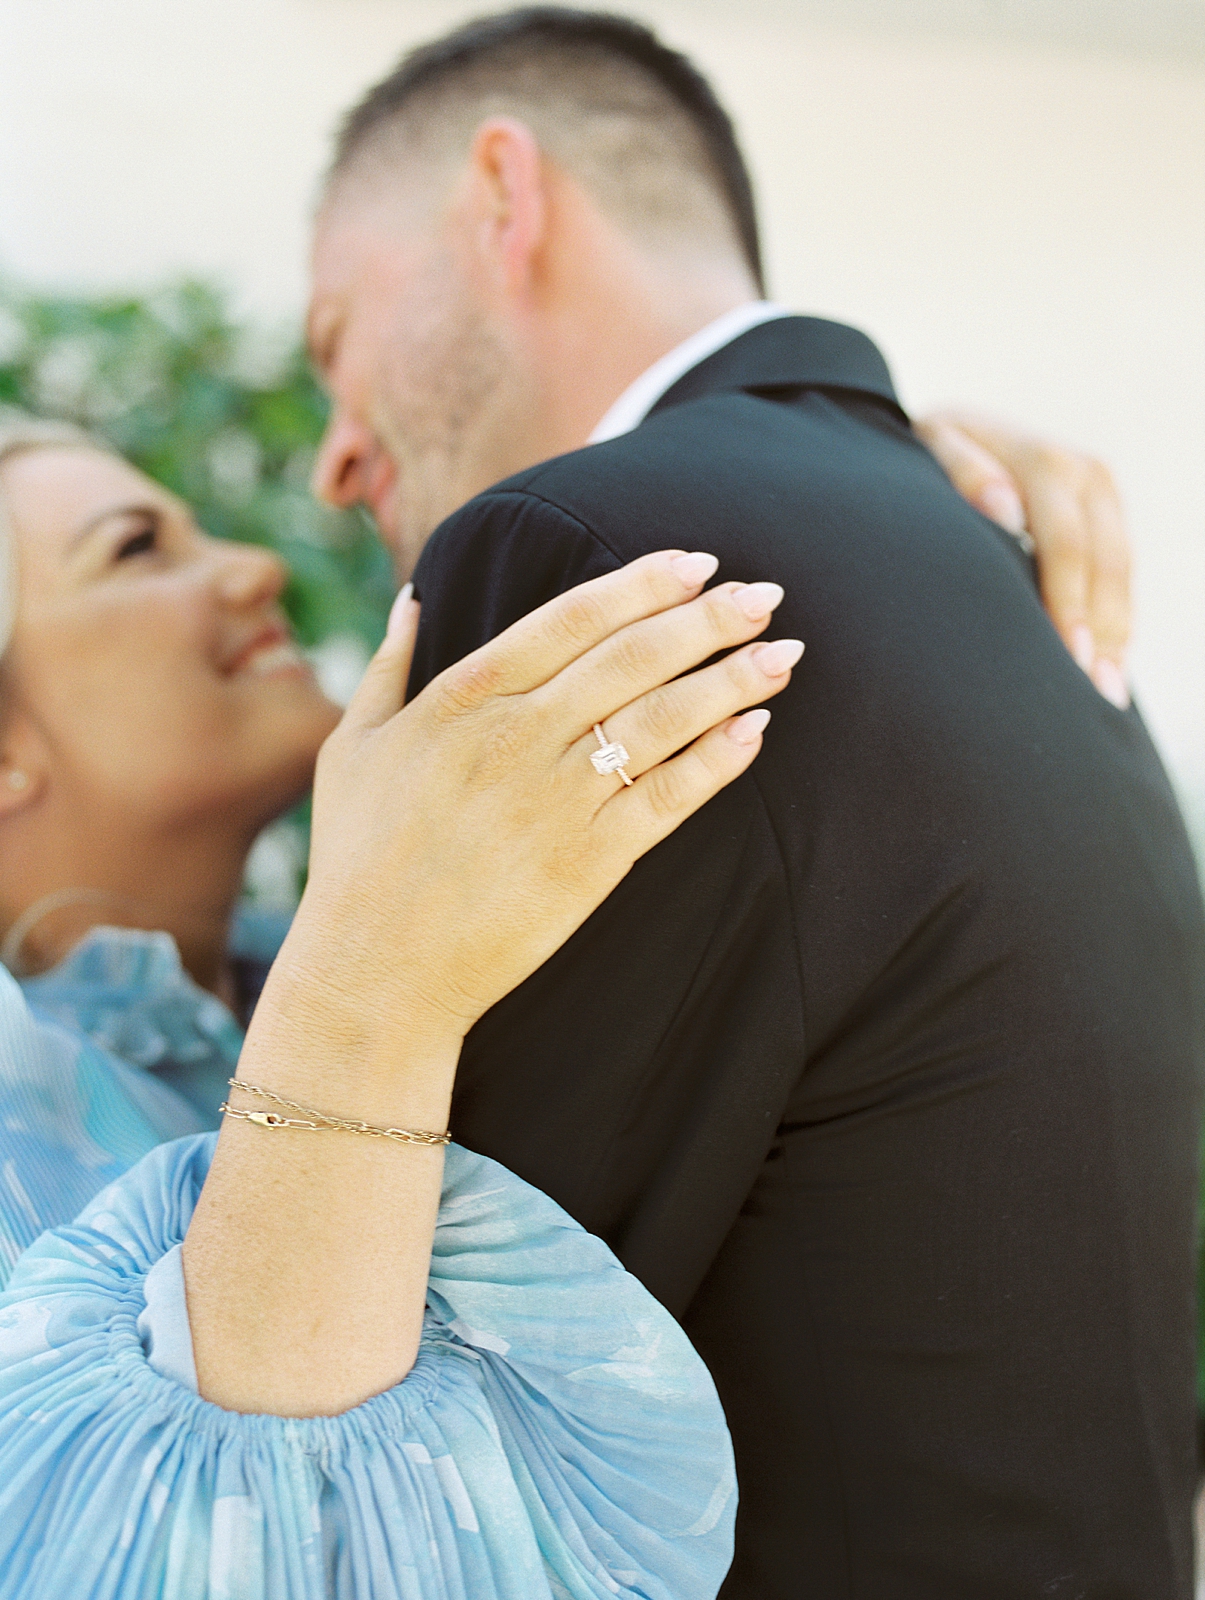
top-left (1071, 623), bottom-right (1095, 674)
top-left (978, 482), bottom-right (1027, 535)
top-left (734, 582), bottom-right (785, 621)
top-left (756, 638), bottom-right (805, 675)
top-left (670, 551), bottom-right (719, 588)
top-left (728, 708), bottom-right (772, 744)
top-left (1093, 658), bottom-right (1131, 710)
top-left (386, 582), bottom-right (415, 640)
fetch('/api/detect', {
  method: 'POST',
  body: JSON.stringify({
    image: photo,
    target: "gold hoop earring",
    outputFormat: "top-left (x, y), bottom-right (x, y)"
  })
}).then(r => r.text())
top-left (0, 888), bottom-right (124, 975)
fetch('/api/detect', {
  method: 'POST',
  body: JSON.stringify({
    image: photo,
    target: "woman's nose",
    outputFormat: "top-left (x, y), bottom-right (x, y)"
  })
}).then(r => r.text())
top-left (215, 540), bottom-right (289, 609)
top-left (312, 409), bottom-right (378, 509)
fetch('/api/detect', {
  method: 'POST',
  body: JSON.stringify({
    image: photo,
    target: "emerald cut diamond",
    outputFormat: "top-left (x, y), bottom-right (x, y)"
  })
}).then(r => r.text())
top-left (590, 740), bottom-right (631, 777)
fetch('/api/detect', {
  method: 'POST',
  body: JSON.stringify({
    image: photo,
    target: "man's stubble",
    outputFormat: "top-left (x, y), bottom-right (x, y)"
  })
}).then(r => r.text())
top-left (371, 264), bottom-right (529, 572)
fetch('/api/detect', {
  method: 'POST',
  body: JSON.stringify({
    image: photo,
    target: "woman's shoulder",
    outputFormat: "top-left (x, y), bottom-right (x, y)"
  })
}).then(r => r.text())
top-left (19, 924), bottom-right (246, 1117)
top-left (0, 965), bottom-right (193, 1286)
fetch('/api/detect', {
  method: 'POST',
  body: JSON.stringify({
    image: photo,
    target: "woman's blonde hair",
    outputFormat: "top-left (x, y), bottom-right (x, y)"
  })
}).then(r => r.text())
top-left (0, 409), bottom-right (102, 658)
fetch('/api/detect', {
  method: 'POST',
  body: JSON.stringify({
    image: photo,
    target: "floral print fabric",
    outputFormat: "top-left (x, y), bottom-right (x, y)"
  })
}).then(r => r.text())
top-left (0, 1132), bottom-right (736, 1599)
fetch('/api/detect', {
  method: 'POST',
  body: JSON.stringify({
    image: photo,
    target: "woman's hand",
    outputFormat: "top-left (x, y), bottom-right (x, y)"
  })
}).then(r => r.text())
top-left (915, 411), bottom-right (1131, 707)
top-left (184, 549), bottom-right (799, 1416)
top-left (302, 549), bottom-right (796, 1051)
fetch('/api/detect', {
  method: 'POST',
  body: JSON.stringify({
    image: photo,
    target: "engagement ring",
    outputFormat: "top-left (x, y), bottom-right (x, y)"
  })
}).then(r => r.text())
top-left (591, 722), bottom-right (634, 785)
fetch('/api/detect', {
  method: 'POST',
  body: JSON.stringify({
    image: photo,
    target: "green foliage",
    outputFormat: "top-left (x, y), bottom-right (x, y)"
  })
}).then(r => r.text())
top-left (0, 279), bottom-right (394, 653)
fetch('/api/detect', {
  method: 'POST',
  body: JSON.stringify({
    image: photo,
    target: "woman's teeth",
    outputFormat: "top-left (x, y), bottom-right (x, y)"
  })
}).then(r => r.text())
top-left (243, 641), bottom-right (306, 675)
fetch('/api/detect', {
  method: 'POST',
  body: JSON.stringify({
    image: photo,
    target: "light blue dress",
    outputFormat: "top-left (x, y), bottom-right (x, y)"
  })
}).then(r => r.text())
top-left (0, 927), bottom-right (737, 1598)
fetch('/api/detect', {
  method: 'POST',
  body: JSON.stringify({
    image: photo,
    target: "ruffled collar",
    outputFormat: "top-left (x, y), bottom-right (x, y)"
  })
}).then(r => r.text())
top-left (16, 910), bottom-right (290, 1121)
top-left (20, 925), bottom-right (243, 1073)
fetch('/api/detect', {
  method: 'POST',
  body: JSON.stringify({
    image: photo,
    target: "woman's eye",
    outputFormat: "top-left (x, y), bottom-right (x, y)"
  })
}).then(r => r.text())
top-left (115, 525), bottom-right (157, 560)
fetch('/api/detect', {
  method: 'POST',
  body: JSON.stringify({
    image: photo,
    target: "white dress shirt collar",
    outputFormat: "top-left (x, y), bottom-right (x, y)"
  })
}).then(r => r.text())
top-left (587, 301), bottom-right (793, 445)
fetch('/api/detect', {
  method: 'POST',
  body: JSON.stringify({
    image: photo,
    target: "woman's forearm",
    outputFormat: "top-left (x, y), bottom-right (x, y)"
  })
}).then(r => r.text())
top-left (181, 910), bottom-right (463, 1416)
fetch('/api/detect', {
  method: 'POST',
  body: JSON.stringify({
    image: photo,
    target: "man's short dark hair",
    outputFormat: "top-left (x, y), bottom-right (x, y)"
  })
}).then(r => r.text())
top-left (331, 7), bottom-right (765, 291)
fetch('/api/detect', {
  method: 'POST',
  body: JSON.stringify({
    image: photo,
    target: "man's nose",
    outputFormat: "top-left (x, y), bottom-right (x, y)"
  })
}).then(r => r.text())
top-left (312, 410), bottom-right (377, 509)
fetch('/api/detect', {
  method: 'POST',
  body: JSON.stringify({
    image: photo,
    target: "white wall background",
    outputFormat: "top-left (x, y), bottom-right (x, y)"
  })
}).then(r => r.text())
top-left (1, 0), bottom-right (1202, 837)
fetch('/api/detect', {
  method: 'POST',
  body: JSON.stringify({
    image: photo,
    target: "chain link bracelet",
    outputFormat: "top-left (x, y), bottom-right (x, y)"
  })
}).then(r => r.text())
top-left (219, 1078), bottom-right (451, 1146)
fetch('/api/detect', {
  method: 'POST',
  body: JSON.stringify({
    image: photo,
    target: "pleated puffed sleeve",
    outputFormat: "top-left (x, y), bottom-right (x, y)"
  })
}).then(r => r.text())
top-left (0, 1132), bottom-right (735, 1600)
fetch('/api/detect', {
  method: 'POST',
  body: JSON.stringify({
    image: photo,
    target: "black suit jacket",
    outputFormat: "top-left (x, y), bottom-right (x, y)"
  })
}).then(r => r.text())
top-left (411, 318), bottom-right (1205, 1598)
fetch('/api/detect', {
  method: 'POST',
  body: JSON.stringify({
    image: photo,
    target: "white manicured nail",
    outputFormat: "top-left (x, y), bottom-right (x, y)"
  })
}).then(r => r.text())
top-left (1071, 624), bottom-right (1095, 674)
top-left (756, 638), bottom-right (805, 675)
top-left (728, 708), bottom-right (772, 744)
top-left (670, 552), bottom-right (719, 588)
top-left (386, 582), bottom-right (415, 640)
top-left (979, 482), bottom-right (1026, 535)
top-left (734, 583), bottom-right (785, 621)
top-left (1093, 658), bottom-right (1130, 710)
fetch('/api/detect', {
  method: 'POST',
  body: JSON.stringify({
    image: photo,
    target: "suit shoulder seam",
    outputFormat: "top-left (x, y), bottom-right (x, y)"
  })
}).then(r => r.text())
top-left (463, 486), bottom-right (626, 568)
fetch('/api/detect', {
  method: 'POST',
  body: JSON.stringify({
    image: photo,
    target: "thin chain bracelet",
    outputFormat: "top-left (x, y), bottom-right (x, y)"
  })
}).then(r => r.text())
top-left (219, 1078), bottom-right (451, 1146)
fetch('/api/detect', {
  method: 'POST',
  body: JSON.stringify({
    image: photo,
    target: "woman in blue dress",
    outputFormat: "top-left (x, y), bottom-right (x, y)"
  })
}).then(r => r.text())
top-left (0, 413), bottom-right (803, 1598)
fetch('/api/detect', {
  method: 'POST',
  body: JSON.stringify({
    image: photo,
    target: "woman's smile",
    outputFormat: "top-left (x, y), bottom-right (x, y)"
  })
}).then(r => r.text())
top-left (241, 638), bottom-right (312, 677)
top-left (223, 622), bottom-right (313, 680)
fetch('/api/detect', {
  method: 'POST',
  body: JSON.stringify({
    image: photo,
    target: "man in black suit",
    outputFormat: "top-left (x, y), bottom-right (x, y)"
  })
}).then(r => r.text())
top-left (308, 10), bottom-right (1205, 1594)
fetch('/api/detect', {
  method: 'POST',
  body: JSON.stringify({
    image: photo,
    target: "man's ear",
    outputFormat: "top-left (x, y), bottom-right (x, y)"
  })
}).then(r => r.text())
top-left (0, 714), bottom-right (48, 820)
top-left (466, 117), bottom-right (547, 294)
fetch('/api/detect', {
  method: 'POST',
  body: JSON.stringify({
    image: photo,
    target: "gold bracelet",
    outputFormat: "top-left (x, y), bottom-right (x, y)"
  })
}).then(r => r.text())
top-left (219, 1078), bottom-right (451, 1146)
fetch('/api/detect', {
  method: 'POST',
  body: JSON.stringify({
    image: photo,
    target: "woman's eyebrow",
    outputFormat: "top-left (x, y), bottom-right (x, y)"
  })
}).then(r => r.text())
top-left (67, 502), bottom-right (160, 551)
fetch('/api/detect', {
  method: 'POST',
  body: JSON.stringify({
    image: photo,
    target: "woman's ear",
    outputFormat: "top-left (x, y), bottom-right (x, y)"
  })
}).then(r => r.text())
top-left (466, 116), bottom-right (547, 295)
top-left (0, 716), bottom-right (48, 819)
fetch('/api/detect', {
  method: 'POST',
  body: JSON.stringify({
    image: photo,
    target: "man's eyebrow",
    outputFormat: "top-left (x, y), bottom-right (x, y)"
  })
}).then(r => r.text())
top-left (67, 502), bottom-right (161, 552)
